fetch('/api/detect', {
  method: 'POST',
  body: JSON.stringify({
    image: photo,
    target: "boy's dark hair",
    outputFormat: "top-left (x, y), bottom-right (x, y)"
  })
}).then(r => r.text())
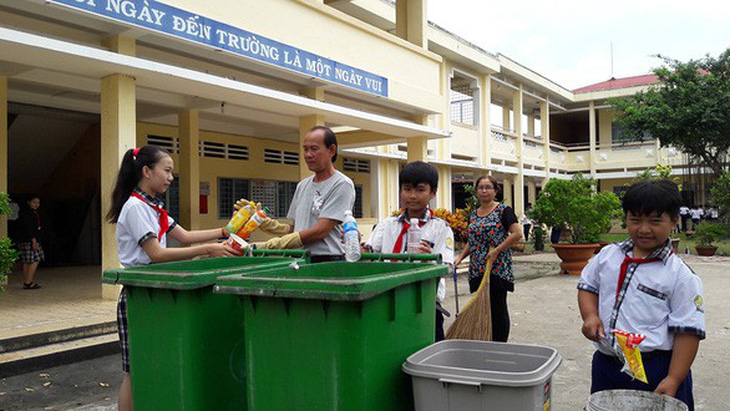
top-left (623, 179), bottom-right (682, 220)
top-left (106, 145), bottom-right (170, 224)
top-left (309, 126), bottom-right (338, 163)
top-left (399, 161), bottom-right (438, 191)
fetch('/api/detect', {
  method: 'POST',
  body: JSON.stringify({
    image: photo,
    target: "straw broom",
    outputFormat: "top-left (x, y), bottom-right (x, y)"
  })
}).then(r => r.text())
top-left (445, 257), bottom-right (492, 341)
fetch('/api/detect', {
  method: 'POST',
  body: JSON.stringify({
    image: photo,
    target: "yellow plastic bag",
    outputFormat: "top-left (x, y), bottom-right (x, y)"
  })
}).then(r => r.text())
top-left (613, 329), bottom-right (648, 384)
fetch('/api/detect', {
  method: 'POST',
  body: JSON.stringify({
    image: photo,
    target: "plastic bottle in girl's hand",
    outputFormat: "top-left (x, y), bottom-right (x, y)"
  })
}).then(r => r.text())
top-left (226, 201), bottom-right (255, 234)
top-left (407, 218), bottom-right (422, 254)
top-left (343, 210), bottom-right (361, 262)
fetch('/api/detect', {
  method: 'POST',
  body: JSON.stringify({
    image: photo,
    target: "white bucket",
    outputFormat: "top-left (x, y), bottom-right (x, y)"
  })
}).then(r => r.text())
top-left (587, 389), bottom-right (688, 411)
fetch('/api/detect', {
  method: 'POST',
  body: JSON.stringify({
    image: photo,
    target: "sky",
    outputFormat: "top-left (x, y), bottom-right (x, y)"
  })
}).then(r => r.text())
top-left (427, 0), bottom-right (730, 90)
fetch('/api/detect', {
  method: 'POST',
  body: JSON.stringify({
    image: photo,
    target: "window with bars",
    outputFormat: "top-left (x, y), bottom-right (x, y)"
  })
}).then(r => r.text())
top-left (354, 185), bottom-right (363, 218)
top-left (278, 181), bottom-right (298, 218)
top-left (612, 123), bottom-right (652, 145)
top-left (450, 76), bottom-right (476, 126)
top-left (165, 176), bottom-right (180, 222)
top-left (147, 135), bottom-right (179, 154)
top-left (264, 149), bottom-right (299, 165)
top-left (343, 157), bottom-right (370, 173)
top-left (218, 178), bottom-right (250, 219)
top-left (200, 141), bottom-right (250, 160)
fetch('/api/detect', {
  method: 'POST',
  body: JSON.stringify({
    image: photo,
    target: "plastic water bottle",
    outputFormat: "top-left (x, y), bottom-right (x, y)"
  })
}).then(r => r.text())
top-left (407, 218), bottom-right (422, 254)
top-left (343, 210), bottom-right (361, 262)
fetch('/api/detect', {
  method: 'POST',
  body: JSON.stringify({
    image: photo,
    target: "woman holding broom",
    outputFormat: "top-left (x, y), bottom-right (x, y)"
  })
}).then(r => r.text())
top-left (454, 175), bottom-right (522, 342)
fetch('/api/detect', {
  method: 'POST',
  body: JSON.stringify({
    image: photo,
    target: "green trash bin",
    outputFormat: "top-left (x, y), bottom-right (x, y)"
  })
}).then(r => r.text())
top-left (214, 260), bottom-right (447, 411)
top-left (102, 253), bottom-right (304, 411)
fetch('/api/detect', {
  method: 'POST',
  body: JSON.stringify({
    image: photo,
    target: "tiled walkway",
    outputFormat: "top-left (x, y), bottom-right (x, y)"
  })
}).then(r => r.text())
top-left (0, 266), bottom-right (117, 340)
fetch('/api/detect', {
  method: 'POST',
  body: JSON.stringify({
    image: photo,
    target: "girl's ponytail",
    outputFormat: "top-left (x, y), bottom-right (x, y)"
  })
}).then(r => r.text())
top-left (106, 145), bottom-right (168, 223)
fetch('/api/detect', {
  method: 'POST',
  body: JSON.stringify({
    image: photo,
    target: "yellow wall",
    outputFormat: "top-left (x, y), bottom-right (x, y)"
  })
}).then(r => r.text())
top-left (170, 0), bottom-right (442, 111)
top-left (598, 108), bottom-right (613, 147)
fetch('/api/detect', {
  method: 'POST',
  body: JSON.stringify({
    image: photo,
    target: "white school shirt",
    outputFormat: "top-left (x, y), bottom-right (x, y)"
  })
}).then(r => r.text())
top-left (689, 208), bottom-right (704, 220)
top-left (365, 212), bottom-right (455, 302)
top-left (578, 240), bottom-right (705, 354)
top-left (679, 206), bottom-right (689, 216)
top-left (116, 190), bottom-right (177, 268)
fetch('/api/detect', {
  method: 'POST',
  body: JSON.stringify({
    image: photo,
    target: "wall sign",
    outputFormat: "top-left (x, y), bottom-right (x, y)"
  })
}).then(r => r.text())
top-left (49, 0), bottom-right (389, 97)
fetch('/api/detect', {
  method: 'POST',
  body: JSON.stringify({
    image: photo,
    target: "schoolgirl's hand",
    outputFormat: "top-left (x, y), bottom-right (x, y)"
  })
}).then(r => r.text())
top-left (207, 242), bottom-right (242, 257)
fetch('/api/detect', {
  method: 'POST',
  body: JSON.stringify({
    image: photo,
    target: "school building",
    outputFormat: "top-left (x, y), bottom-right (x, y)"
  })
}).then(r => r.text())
top-left (0, 0), bottom-right (711, 302)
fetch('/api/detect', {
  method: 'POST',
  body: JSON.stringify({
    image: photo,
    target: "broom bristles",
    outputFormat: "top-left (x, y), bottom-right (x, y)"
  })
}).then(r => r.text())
top-left (446, 259), bottom-right (492, 341)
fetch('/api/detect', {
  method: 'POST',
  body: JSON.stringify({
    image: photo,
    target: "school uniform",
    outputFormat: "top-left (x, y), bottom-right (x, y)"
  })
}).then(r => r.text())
top-left (578, 239), bottom-right (705, 410)
top-left (365, 210), bottom-right (455, 341)
top-left (115, 187), bottom-right (177, 372)
top-left (679, 206), bottom-right (689, 232)
top-left (689, 208), bottom-right (703, 229)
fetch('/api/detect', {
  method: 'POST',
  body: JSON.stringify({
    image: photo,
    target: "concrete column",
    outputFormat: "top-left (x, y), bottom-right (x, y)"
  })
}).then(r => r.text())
top-left (178, 109), bottom-right (200, 230)
top-left (407, 137), bottom-right (428, 163)
top-left (502, 176), bottom-right (512, 206)
top-left (298, 115), bottom-right (325, 179)
top-left (101, 74), bottom-right (136, 300)
top-left (502, 106), bottom-right (511, 131)
top-left (541, 99), bottom-right (551, 186)
top-left (437, 165), bottom-right (452, 210)
top-left (0, 77), bottom-right (7, 237)
top-left (527, 113), bottom-right (535, 137)
top-left (376, 156), bottom-right (401, 219)
top-left (395, 0), bottom-right (427, 48)
top-left (480, 74), bottom-right (492, 167)
top-left (527, 179), bottom-right (537, 208)
top-left (589, 100), bottom-right (597, 178)
top-left (513, 86), bottom-right (525, 217)
top-left (102, 34), bottom-right (136, 56)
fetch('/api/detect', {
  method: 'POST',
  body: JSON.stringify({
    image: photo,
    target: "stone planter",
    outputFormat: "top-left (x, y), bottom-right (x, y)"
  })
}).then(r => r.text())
top-left (552, 243), bottom-right (600, 275)
top-left (695, 245), bottom-right (718, 257)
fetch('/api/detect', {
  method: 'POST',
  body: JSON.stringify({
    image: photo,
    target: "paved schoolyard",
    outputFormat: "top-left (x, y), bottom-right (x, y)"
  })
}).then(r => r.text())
top-left (441, 254), bottom-right (729, 410)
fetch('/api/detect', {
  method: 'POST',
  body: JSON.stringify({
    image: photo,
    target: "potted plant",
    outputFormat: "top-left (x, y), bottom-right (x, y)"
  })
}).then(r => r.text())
top-left (529, 174), bottom-right (622, 275)
top-left (532, 225), bottom-right (546, 251)
top-left (0, 192), bottom-right (19, 290)
top-left (693, 222), bottom-right (726, 256)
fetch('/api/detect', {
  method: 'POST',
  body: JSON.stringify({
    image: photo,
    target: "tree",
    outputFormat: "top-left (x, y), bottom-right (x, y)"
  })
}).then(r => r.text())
top-left (609, 49), bottom-right (730, 178)
top-left (711, 171), bottom-right (730, 226)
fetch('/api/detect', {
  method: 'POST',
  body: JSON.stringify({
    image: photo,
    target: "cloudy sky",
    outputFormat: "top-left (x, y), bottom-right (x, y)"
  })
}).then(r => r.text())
top-left (428, 0), bottom-right (730, 90)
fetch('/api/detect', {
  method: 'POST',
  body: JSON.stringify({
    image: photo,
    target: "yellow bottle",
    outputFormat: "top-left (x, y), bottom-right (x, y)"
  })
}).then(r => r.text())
top-left (237, 209), bottom-right (267, 240)
top-left (225, 202), bottom-right (254, 234)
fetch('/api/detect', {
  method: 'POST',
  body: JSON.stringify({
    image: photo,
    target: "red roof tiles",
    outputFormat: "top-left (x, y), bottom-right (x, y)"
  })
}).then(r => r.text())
top-left (573, 74), bottom-right (658, 93)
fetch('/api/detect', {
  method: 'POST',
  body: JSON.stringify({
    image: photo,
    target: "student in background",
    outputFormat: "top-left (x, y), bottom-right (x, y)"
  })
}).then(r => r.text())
top-left (17, 195), bottom-right (44, 289)
top-left (107, 145), bottom-right (240, 411)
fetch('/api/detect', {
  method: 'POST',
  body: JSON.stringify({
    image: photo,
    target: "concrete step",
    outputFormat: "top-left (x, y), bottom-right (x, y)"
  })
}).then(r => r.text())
top-left (0, 321), bottom-right (117, 354)
top-left (0, 333), bottom-right (119, 378)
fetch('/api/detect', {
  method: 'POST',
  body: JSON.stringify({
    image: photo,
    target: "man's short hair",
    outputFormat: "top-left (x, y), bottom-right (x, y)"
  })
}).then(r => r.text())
top-left (623, 179), bottom-right (682, 220)
top-left (399, 161), bottom-right (439, 192)
top-left (309, 126), bottom-right (338, 163)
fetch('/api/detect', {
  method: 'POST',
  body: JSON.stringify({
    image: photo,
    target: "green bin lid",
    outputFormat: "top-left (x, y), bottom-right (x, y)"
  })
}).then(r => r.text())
top-left (102, 257), bottom-right (300, 290)
top-left (214, 261), bottom-right (446, 301)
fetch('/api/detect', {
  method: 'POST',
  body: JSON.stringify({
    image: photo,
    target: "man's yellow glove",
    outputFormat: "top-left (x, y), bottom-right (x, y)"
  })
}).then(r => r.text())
top-left (259, 218), bottom-right (292, 235)
top-left (254, 232), bottom-right (303, 250)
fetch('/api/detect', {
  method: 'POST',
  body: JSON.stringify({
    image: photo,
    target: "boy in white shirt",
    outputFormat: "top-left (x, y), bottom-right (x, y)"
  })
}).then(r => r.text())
top-left (578, 179), bottom-right (704, 410)
top-left (365, 161), bottom-right (454, 341)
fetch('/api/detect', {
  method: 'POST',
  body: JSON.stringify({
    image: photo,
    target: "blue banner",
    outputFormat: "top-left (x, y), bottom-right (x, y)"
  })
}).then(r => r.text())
top-left (48, 0), bottom-right (388, 97)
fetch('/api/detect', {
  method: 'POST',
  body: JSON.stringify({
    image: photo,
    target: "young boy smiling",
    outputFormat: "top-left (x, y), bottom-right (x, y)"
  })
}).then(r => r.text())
top-left (578, 179), bottom-right (705, 410)
top-left (365, 162), bottom-right (454, 340)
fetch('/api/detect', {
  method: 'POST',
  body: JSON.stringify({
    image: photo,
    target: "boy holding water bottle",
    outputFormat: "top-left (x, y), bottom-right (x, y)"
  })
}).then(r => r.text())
top-left (364, 161), bottom-right (454, 340)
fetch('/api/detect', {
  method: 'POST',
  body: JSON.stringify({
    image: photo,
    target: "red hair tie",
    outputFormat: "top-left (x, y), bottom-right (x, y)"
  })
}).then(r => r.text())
top-left (132, 147), bottom-right (140, 158)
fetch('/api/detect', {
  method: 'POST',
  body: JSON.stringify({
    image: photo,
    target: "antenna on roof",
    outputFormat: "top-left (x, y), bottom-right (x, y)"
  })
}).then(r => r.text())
top-left (610, 41), bottom-right (615, 80)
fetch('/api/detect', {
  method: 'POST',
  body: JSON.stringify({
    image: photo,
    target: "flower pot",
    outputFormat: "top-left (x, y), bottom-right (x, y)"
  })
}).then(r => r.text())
top-left (594, 241), bottom-right (610, 255)
top-left (552, 243), bottom-right (600, 275)
top-left (695, 246), bottom-right (718, 257)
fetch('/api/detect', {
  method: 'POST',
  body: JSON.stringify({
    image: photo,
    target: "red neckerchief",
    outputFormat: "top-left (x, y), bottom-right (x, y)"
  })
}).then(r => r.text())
top-left (130, 192), bottom-right (169, 239)
top-left (615, 255), bottom-right (660, 300)
top-left (391, 209), bottom-right (434, 254)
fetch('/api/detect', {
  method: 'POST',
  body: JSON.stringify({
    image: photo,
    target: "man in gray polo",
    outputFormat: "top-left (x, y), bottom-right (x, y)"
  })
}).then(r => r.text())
top-left (253, 126), bottom-right (355, 262)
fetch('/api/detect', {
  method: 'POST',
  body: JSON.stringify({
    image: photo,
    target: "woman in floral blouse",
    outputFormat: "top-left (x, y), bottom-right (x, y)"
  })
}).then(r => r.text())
top-left (455, 175), bottom-right (523, 342)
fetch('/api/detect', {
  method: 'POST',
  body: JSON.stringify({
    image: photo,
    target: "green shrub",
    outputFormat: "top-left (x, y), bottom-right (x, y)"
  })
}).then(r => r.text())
top-left (533, 225), bottom-right (546, 251)
top-left (0, 192), bottom-right (18, 291)
top-left (693, 222), bottom-right (726, 247)
top-left (528, 174), bottom-right (623, 244)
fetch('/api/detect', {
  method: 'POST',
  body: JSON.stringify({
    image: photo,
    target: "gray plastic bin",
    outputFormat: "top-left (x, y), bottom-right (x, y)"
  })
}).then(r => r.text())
top-left (402, 340), bottom-right (562, 411)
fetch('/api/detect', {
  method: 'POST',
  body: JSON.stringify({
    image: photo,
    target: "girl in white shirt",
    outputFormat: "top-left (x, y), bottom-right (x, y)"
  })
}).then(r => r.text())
top-left (106, 145), bottom-right (240, 411)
